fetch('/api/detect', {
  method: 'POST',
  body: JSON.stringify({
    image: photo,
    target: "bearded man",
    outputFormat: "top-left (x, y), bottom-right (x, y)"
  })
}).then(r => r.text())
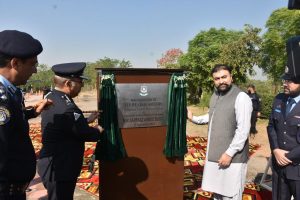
top-left (188, 64), bottom-right (252, 200)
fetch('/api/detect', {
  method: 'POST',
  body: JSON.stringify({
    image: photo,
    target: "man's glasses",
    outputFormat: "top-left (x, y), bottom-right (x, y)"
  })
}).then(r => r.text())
top-left (282, 79), bottom-right (295, 84)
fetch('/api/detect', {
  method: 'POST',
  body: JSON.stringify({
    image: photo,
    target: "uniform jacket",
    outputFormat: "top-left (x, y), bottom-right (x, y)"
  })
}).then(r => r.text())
top-left (267, 93), bottom-right (300, 180)
top-left (38, 89), bottom-right (101, 181)
top-left (248, 93), bottom-right (261, 112)
top-left (0, 83), bottom-right (36, 182)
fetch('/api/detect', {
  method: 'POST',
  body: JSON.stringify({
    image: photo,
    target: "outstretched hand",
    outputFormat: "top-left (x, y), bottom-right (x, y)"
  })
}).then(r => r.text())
top-left (87, 112), bottom-right (99, 123)
top-left (34, 99), bottom-right (53, 116)
top-left (187, 109), bottom-right (193, 121)
top-left (94, 125), bottom-right (104, 133)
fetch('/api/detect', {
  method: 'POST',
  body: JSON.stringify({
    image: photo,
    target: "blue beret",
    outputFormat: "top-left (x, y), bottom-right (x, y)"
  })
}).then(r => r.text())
top-left (52, 62), bottom-right (88, 80)
top-left (0, 30), bottom-right (43, 58)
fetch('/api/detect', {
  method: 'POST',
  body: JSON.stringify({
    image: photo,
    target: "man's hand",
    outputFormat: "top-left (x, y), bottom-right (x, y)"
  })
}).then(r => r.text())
top-left (34, 99), bottom-right (53, 116)
top-left (218, 153), bottom-right (232, 168)
top-left (94, 125), bottom-right (104, 133)
top-left (257, 112), bottom-right (261, 118)
top-left (187, 109), bottom-right (193, 121)
top-left (87, 112), bottom-right (99, 123)
top-left (273, 148), bottom-right (292, 166)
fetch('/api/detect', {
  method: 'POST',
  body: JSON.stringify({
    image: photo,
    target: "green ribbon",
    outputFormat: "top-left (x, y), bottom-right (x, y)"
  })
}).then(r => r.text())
top-left (163, 73), bottom-right (188, 158)
top-left (95, 73), bottom-right (127, 161)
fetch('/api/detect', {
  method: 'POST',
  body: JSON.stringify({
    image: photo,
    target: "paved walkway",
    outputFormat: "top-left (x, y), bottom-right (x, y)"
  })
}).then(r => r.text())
top-left (26, 172), bottom-right (98, 200)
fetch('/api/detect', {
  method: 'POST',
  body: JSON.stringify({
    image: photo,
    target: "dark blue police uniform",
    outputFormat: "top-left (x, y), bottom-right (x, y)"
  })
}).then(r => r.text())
top-left (37, 63), bottom-right (101, 200)
top-left (0, 30), bottom-right (43, 200)
top-left (267, 93), bottom-right (300, 200)
top-left (248, 92), bottom-right (261, 134)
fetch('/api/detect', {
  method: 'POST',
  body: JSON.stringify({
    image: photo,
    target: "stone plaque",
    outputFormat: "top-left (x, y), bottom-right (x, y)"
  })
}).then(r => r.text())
top-left (116, 83), bottom-right (168, 128)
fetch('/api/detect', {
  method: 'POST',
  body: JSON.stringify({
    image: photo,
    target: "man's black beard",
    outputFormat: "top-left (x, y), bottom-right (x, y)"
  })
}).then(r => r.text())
top-left (217, 84), bottom-right (232, 94)
top-left (289, 91), bottom-right (300, 98)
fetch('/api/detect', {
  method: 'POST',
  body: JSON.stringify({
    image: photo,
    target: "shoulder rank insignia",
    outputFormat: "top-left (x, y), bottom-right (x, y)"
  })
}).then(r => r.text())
top-left (0, 106), bottom-right (10, 125)
top-left (74, 112), bottom-right (81, 121)
top-left (62, 95), bottom-right (73, 106)
top-left (0, 86), bottom-right (8, 103)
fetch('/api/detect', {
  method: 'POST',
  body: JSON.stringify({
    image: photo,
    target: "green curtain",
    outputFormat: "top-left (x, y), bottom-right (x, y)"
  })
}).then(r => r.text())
top-left (95, 73), bottom-right (127, 161)
top-left (163, 73), bottom-right (188, 158)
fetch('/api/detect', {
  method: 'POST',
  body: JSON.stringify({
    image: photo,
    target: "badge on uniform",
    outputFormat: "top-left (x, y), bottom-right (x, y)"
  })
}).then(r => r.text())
top-left (275, 108), bottom-right (281, 113)
top-left (0, 106), bottom-right (10, 125)
top-left (0, 87), bottom-right (8, 103)
top-left (74, 112), bottom-right (81, 121)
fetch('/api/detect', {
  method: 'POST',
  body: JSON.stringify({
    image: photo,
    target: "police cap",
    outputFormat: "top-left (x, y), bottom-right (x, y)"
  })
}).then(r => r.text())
top-left (281, 73), bottom-right (300, 83)
top-left (52, 62), bottom-right (88, 80)
top-left (281, 65), bottom-right (300, 83)
top-left (0, 30), bottom-right (43, 58)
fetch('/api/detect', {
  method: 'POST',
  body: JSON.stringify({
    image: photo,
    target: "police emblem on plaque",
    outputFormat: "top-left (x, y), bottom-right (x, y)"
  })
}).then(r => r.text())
top-left (139, 85), bottom-right (148, 96)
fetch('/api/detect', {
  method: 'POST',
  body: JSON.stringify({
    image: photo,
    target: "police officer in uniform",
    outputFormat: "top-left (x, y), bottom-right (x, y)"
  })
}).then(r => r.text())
top-left (267, 71), bottom-right (300, 200)
top-left (247, 84), bottom-right (261, 135)
top-left (37, 62), bottom-right (103, 200)
top-left (0, 30), bottom-right (52, 200)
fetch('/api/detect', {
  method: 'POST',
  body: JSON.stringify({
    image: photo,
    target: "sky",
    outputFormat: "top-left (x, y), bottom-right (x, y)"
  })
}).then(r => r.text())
top-left (0, 0), bottom-right (288, 79)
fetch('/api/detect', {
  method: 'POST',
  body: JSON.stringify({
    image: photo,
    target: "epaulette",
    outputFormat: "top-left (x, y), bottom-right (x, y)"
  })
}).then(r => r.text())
top-left (0, 83), bottom-right (9, 103)
top-left (0, 83), bottom-right (10, 125)
top-left (61, 94), bottom-right (74, 106)
top-left (44, 91), bottom-right (52, 99)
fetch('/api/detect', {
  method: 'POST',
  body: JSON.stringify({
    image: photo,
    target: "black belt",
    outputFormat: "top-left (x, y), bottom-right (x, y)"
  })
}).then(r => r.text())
top-left (0, 182), bottom-right (29, 195)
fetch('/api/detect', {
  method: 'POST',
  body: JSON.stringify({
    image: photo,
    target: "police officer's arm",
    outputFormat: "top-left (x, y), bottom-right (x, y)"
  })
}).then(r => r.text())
top-left (24, 99), bottom-right (53, 119)
top-left (267, 100), bottom-right (279, 151)
top-left (257, 94), bottom-right (262, 117)
top-left (257, 94), bottom-right (262, 111)
top-left (0, 104), bottom-right (12, 175)
top-left (267, 97), bottom-right (292, 166)
top-left (286, 146), bottom-right (300, 164)
top-left (65, 106), bottom-right (101, 142)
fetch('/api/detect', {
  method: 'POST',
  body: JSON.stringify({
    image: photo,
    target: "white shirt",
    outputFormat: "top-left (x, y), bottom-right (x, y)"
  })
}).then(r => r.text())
top-left (192, 92), bottom-right (252, 197)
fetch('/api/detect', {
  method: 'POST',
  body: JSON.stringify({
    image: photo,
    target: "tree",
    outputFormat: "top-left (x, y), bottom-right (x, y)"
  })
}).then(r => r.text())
top-left (84, 57), bottom-right (132, 90)
top-left (216, 25), bottom-right (262, 83)
top-left (179, 28), bottom-right (242, 94)
top-left (157, 48), bottom-right (183, 68)
top-left (119, 59), bottom-right (132, 68)
top-left (179, 27), bottom-right (262, 103)
top-left (95, 57), bottom-right (120, 68)
top-left (25, 64), bottom-right (54, 91)
top-left (260, 8), bottom-right (300, 89)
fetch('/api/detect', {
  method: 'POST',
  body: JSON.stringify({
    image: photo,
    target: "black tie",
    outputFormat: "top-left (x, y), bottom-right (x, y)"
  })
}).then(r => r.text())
top-left (286, 98), bottom-right (296, 114)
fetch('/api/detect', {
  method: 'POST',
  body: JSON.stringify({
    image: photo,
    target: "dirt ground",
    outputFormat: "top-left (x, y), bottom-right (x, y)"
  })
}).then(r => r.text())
top-left (26, 91), bottom-right (271, 183)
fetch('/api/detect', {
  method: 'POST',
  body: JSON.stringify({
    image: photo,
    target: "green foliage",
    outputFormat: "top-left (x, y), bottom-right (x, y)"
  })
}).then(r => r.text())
top-left (180, 28), bottom-right (242, 90)
top-left (260, 93), bottom-right (276, 119)
top-left (216, 25), bottom-right (262, 83)
top-left (23, 64), bottom-right (54, 91)
top-left (241, 80), bottom-right (277, 118)
top-left (90, 57), bottom-right (132, 68)
top-left (180, 26), bottom-right (262, 102)
top-left (186, 72), bottom-right (202, 104)
top-left (198, 91), bottom-right (211, 108)
top-left (260, 8), bottom-right (300, 84)
top-left (23, 56), bottom-right (132, 92)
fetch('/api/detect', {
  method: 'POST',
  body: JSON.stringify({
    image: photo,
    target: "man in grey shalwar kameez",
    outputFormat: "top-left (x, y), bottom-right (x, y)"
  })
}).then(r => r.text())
top-left (188, 64), bottom-right (252, 200)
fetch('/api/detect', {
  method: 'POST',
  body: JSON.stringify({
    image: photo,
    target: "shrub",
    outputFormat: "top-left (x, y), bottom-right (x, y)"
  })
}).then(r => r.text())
top-left (260, 93), bottom-right (276, 119)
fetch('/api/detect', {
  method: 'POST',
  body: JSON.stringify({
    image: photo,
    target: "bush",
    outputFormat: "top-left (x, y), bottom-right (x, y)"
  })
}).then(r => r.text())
top-left (260, 93), bottom-right (276, 119)
top-left (199, 92), bottom-right (211, 108)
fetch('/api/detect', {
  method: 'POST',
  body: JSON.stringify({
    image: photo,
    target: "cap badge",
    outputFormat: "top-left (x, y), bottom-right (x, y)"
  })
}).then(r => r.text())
top-left (285, 66), bottom-right (289, 73)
